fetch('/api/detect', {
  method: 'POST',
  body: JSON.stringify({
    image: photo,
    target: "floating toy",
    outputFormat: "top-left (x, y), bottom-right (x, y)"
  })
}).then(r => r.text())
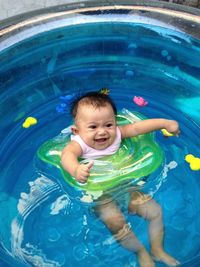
top-left (185, 154), bottom-right (200, 171)
top-left (161, 129), bottom-right (174, 137)
top-left (56, 93), bottom-right (77, 113)
top-left (22, 117), bottom-right (37, 128)
top-left (56, 103), bottom-right (67, 113)
top-left (133, 96), bottom-right (148, 107)
top-left (60, 93), bottom-right (77, 103)
top-left (37, 110), bottom-right (164, 193)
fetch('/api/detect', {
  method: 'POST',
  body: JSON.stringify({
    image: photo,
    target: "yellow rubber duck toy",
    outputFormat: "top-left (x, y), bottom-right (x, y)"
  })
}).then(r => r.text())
top-left (185, 154), bottom-right (200, 171)
top-left (22, 117), bottom-right (37, 128)
top-left (161, 129), bottom-right (174, 137)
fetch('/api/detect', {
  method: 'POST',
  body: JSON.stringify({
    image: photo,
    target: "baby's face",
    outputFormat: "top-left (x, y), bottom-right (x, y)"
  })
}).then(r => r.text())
top-left (74, 104), bottom-right (117, 150)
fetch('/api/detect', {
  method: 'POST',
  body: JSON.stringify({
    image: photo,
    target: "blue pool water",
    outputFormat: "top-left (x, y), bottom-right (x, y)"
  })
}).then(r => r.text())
top-left (0, 14), bottom-right (200, 267)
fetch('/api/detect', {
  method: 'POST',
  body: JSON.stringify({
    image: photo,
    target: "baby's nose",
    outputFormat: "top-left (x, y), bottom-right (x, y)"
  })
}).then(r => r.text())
top-left (98, 127), bottom-right (106, 135)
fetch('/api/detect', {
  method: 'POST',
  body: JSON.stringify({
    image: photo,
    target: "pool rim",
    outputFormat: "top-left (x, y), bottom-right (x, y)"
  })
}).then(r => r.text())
top-left (0, 0), bottom-right (200, 43)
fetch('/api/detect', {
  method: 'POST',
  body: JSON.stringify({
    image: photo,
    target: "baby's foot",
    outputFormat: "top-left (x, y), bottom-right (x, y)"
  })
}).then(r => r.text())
top-left (137, 248), bottom-right (155, 267)
top-left (151, 249), bottom-right (180, 266)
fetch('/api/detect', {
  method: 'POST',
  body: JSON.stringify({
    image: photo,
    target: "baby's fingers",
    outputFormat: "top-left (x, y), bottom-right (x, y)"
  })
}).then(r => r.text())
top-left (78, 177), bottom-right (87, 184)
top-left (86, 161), bottom-right (94, 170)
top-left (77, 172), bottom-right (88, 183)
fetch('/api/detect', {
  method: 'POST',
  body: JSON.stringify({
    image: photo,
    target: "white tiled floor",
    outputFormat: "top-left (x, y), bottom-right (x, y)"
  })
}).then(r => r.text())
top-left (0, 0), bottom-right (85, 21)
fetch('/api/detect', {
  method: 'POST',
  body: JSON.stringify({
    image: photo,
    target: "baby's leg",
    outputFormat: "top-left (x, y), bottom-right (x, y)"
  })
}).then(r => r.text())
top-left (94, 197), bottom-right (155, 267)
top-left (128, 192), bottom-right (180, 266)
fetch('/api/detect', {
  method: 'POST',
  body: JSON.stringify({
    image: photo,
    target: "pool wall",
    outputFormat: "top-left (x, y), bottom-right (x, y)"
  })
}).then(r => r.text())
top-left (0, 0), bottom-right (200, 20)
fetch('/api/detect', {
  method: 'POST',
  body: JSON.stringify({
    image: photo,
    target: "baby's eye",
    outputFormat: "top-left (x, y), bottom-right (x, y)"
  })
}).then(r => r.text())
top-left (89, 125), bottom-right (96, 129)
top-left (106, 123), bottom-right (113, 127)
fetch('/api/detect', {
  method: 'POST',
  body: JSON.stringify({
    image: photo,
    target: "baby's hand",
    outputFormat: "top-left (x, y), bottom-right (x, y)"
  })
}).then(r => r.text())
top-left (165, 120), bottom-right (180, 136)
top-left (75, 161), bottom-right (94, 183)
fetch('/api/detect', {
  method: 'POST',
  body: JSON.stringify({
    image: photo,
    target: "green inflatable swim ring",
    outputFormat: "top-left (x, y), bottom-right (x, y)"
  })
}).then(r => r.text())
top-left (37, 109), bottom-right (164, 192)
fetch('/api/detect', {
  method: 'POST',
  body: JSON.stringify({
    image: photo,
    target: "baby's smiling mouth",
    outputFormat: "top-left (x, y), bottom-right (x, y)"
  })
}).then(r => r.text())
top-left (95, 138), bottom-right (108, 143)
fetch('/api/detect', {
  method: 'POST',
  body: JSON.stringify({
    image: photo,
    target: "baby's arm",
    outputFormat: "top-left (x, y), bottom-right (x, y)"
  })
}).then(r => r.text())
top-left (120, 118), bottom-right (180, 138)
top-left (61, 141), bottom-right (93, 183)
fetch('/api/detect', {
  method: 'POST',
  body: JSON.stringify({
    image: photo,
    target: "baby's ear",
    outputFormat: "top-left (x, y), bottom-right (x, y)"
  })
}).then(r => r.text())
top-left (71, 125), bottom-right (79, 135)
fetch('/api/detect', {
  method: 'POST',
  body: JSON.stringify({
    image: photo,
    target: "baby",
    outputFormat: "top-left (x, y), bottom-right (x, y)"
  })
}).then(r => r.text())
top-left (61, 91), bottom-right (180, 267)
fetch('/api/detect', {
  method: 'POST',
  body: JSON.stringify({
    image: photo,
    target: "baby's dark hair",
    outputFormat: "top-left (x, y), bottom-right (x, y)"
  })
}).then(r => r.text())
top-left (71, 91), bottom-right (117, 119)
